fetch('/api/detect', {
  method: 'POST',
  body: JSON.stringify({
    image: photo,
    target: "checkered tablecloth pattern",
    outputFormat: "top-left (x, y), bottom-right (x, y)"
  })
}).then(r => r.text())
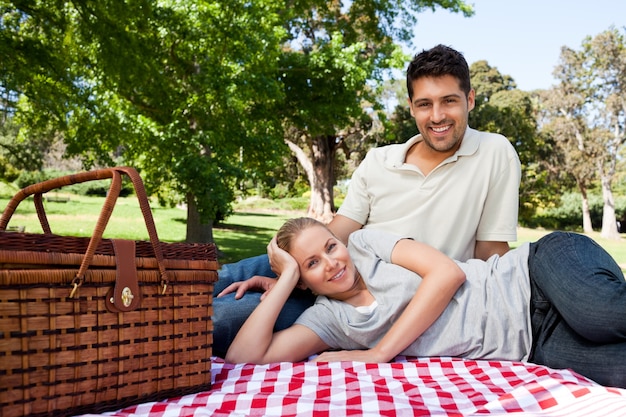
top-left (86, 356), bottom-right (626, 417)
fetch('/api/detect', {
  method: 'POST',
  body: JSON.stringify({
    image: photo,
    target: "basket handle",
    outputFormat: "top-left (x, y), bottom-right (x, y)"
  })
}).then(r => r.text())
top-left (0, 167), bottom-right (170, 295)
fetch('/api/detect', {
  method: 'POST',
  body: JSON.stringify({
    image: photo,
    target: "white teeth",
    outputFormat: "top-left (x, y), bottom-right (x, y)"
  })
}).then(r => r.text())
top-left (432, 126), bottom-right (449, 132)
top-left (331, 269), bottom-right (344, 281)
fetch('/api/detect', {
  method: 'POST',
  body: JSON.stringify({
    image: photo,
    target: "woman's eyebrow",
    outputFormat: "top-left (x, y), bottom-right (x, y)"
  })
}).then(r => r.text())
top-left (300, 238), bottom-right (335, 267)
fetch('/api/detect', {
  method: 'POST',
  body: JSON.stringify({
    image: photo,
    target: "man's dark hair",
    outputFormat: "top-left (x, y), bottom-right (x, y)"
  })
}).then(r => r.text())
top-left (406, 44), bottom-right (471, 99)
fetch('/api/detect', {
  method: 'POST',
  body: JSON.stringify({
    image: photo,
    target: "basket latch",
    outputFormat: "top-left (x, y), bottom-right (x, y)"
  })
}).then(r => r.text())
top-left (106, 239), bottom-right (142, 312)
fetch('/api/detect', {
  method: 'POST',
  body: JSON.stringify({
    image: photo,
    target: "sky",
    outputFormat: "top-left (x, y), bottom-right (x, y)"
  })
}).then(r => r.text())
top-left (410, 0), bottom-right (626, 91)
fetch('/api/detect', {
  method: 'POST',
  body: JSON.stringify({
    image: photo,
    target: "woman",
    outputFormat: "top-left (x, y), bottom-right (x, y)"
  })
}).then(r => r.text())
top-left (225, 218), bottom-right (626, 388)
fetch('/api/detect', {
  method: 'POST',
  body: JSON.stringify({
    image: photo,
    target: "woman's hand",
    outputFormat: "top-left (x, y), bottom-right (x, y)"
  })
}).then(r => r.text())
top-left (267, 237), bottom-right (300, 281)
top-left (313, 348), bottom-right (389, 363)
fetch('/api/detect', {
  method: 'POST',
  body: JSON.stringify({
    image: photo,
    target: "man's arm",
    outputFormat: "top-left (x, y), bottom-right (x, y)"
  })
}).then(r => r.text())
top-left (474, 240), bottom-right (510, 261)
top-left (327, 214), bottom-right (363, 244)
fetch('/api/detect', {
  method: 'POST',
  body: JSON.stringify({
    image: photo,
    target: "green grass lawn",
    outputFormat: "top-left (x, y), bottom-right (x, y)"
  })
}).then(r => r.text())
top-left (0, 193), bottom-right (296, 264)
top-left (1, 192), bottom-right (625, 268)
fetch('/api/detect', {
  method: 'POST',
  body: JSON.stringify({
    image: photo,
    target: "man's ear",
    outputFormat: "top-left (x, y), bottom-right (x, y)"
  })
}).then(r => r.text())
top-left (467, 88), bottom-right (476, 112)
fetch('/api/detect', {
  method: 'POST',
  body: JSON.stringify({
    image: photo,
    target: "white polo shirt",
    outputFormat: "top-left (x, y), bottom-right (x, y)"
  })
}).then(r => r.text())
top-left (337, 127), bottom-right (520, 261)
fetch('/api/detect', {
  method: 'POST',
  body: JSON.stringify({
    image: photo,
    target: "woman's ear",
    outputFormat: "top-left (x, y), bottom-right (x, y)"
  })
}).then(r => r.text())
top-left (296, 280), bottom-right (308, 290)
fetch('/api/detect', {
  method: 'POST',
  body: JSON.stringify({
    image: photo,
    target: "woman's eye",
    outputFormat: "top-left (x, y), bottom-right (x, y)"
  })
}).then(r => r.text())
top-left (327, 243), bottom-right (336, 252)
top-left (307, 259), bottom-right (318, 268)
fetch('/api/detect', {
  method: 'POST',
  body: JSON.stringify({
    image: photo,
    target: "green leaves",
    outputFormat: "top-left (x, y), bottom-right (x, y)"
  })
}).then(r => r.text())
top-left (1, 0), bottom-right (474, 239)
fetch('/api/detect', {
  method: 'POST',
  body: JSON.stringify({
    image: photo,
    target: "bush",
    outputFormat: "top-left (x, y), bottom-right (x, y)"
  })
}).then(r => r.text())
top-left (266, 178), bottom-right (310, 200)
top-left (15, 170), bottom-right (134, 197)
top-left (15, 170), bottom-right (51, 189)
top-left (526, 192), bottom-right (626, 231)
top-left (268, 183), bottom-right (292, 199)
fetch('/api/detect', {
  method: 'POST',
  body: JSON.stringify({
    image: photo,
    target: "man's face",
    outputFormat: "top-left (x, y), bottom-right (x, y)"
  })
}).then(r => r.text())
top-left (407, 74), bottom-right (475, 154)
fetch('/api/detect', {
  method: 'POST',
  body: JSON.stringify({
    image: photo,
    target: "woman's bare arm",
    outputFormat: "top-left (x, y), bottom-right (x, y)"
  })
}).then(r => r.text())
top-left (315, 238), bottom-right (465, 363)
top-left (225, 239), bottom-right (329, 364)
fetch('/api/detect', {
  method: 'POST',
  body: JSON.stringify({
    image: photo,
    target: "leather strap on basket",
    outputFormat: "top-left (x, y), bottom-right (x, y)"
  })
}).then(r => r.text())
top-left (0, 166), bottom-right (170, 296)
top-left (106, 239), bottom-right (142, 312)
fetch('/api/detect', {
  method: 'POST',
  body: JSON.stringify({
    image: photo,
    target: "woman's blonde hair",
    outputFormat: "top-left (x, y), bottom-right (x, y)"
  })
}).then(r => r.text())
top-left (276, 217), bottom-right (326, 253)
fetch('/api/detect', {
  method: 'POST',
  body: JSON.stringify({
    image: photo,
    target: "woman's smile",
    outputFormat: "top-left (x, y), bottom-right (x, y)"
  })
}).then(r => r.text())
top-left (329, 266), bottom-right (346, 282)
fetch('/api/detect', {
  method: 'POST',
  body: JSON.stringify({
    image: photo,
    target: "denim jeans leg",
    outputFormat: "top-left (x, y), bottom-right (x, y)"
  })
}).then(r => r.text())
top-left (213, 254), bottom-right (276, 295)
top-left (530, 316), bottom-right (626, 388)
top-left (529, 231), bottom-right (626, 341)
top-left (528, 231), bottom-right (626, 388)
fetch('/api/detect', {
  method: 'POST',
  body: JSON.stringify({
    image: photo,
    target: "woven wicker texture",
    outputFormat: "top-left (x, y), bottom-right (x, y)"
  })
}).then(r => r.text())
top-left (0, 167), bottom-right (219, 417)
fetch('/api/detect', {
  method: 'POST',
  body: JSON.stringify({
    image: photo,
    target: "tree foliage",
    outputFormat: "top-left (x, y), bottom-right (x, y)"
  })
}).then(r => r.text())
top-left (2, 0), bottom-right (288, 243)
top-left (276, 0), bottom-right (474, 222)
top-left (468, 61), bottom-right (548, 223)
top-left (536, 77), bottom-right (598, 233)
top-left (1, 0), bottom-right (476, 239)
top-left (539, 27), bottom-right (626, 238)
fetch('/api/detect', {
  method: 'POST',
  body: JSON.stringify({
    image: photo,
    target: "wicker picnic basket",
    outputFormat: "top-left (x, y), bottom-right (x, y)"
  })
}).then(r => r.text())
top-left (0, 167), bottom-right (219, 417)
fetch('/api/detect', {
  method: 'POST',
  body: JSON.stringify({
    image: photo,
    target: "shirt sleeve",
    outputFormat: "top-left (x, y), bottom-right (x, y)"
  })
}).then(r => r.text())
top-left (476, 139), bottom-right (521, 242)
top-left (336, 151), bottom-right (374, 224)
top-left (348, 229), bottom-right (406, 265)
top-left (294, 302), bottom-right (346, 349)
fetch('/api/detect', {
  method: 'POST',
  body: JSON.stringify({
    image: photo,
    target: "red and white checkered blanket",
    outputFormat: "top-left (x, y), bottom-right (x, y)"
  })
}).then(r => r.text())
top-left (85, 356), bottom-right (626, 417)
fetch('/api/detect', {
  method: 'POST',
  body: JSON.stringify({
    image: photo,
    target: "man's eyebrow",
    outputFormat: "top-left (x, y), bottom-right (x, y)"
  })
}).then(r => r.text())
top-left (413, 93), bottom-right (463, 105)
top-left (442, 93), bottom-right (463, 100)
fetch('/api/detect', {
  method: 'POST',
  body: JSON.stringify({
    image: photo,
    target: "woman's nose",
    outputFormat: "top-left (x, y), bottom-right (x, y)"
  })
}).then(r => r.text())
top-left (323, 254), bottom-right (338, 270)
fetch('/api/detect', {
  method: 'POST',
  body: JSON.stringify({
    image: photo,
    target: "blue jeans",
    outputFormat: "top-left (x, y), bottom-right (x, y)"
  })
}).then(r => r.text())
top-left (528, 232), bottom-right (626, 388)
top-left (212, 254), bottom-right (316, 357)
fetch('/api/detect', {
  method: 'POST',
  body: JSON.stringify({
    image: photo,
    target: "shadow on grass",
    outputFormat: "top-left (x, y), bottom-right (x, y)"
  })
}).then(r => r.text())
top-left (215, 228), bottom-right (274, 264)
top-left (216, 223), bottom-right (273, 233)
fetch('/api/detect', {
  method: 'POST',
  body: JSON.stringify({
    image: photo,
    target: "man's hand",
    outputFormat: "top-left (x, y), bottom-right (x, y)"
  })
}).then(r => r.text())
top-left (216, 275), bottom-right (276, 300)
top-left (218, 237), bottom-right (303, 301)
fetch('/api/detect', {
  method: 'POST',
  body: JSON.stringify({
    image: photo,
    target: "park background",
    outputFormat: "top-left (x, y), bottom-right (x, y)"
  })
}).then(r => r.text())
top-left (2, 1), bottom-right (626, 267)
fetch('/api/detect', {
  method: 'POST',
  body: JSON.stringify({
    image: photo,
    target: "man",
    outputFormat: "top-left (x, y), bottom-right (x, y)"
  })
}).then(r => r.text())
top-left (212, 44), bottom-right (521, 356)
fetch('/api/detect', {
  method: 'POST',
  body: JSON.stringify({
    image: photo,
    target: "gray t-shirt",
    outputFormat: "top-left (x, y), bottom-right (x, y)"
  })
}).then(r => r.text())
top-left (295, 229), bottom-right (532, 361)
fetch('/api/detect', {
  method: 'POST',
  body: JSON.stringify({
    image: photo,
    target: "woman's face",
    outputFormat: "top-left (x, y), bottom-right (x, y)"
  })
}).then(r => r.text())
top-left (289, 225), bottom-right (360, 300)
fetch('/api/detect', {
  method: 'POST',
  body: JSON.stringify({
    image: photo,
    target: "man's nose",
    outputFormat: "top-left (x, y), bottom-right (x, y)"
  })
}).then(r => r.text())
top-left (431, 103), bottom-right (445, 123)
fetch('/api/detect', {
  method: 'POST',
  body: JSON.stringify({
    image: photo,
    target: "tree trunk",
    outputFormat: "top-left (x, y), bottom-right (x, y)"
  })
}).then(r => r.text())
top-left (600, 174), bottom-right (621, 240)
top-left (307, 135), bottom-right (336, 224)
top-left (285, 136), bottom-right (337, 224)
top-left (185, 192), bottom-right (216, 244)
top-left (578, 183), bottom-right (593, 234)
